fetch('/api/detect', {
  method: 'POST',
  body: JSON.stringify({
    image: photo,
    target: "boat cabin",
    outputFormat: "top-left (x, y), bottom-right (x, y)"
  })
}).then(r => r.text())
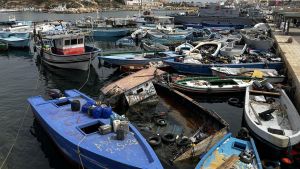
top-left (46, 34), bottom-right (85, 55)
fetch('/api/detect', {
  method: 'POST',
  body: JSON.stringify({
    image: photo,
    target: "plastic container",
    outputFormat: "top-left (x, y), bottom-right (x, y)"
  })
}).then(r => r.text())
top-left (81, 101), bottom-right (94, 113)
top-left (102, 106), bottom-right (113, 119)
top-left (92, 106), bottom-right (103, 119)
top-left (264, 82), bottom-right (274, 91)
top-left (113, 120), bottom-right (121, 132)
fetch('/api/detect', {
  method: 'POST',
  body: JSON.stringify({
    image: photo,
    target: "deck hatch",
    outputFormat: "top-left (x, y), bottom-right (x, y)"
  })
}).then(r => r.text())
top-left (79, 121), bottom-right (104, 135)
top-left (232, 141), bottom-right (246, 151)
top-left (55, 99), bottom-right (71, 107)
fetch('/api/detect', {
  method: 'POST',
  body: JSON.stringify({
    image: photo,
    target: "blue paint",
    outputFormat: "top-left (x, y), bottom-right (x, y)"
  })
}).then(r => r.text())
top-left (92, 28), bottom-right (130, 37)
top-left (28, 89), bottom-right (163, 169)
top-left (164, 58), bottom-right (283, 75)
top-left (195, 133), bottom-right (262, 169)
top-left (0, 32), bottom-right (31, 47)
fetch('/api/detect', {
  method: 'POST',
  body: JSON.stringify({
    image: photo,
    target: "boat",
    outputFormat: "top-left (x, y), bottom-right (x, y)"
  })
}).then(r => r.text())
top-left (218, 33), bottom-right (243, 45)
top-left (195, 133), bottom-right (262, 169)
top-left (36, 33), bottom-right (101, 70)
top-left (99, 51), bottom-right (180, 66)
top-left (219, 42), bottom-right (247, 57)
top-left (175, 42), bottom-right (194, 53)
top-left (244, 85), bottom-right (300, 149)
top-left (241, 30), bottom-right (274, 51)
top-left (116, 36), bottom-right (136, 47)
top-left (171, 76), bottom-right (251, 93)
top-left (0, 41), bottom-right (8, 50)
top-left (141, 39), bottom-right (169, 51)
top-left (131, 29), bottom-right (147, 39)
top-left (28, 89), bottom-right (163, 169)
top-left (163, 58), bottom-right (283, 75)
top-left (92, 28), bottom-right (130, 37)
top-left (189, 41), bottom-right (222, 57)
top-left (211, 67), bottom-right (285, 83)
top-left (0, 32), bottom-right (31, 48)
top-left (147, 29), bottom-right (191, 41)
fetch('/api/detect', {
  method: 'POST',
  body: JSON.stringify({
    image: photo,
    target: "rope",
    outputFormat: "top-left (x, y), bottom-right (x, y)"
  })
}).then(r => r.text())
top-left (0, 68), bottom-right (41, 169)
top-left (77, 136), bottom-right (86, 169)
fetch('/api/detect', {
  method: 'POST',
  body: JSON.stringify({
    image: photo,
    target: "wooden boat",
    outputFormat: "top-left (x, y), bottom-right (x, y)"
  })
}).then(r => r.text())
top-left (189, 41), bottom-right (222, 57)
top-left (175, 42), bottom-right (194, 53)
top-left (195, 133), bottom-right (262, 169)
top-left (36, 33), bottom-right (101, 70)
top-left (92, 28), bottom-right (130, 37)
top-left (163, 58), bottom-right (283, 75)
top-left (241, 30), bottom-right (274, 51)
top-left (28, 89), bottom-right (163, 169)
top-left (99, 51), bottom-right (180, 66)
top-left (172, 76), bottom-right (251, 93)
top-left (244, 86), bottom-right (300, 149)
top-left (0, 41), bottom-right (8, 50)
top-left (0, 32), bottom-right (30, 48)
top-left (141, 39), bottom-right (169, 51)
top-left (211, 67), bottom-right (285, 83)
top-left (219, 42), bottom-right (247, 57)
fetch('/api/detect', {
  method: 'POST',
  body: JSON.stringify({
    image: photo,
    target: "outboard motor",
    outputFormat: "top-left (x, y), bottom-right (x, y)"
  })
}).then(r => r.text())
top-left (48, 89), bottom-right (63, 99)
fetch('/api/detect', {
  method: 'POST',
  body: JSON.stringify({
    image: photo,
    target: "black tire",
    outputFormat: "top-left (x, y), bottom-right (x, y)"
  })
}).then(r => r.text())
top-left (177, 137), bottom-right (191, 146)
top-left (71, 100), bottom-right (81, 111)
top-left (162, 133), bottom-right (176, 144)
top-left (156, 118), bottom-right (167, 126)
top-left (228, 97), bottom-right (240, 105)
top-left (147, 135), bottom-right (161, 147)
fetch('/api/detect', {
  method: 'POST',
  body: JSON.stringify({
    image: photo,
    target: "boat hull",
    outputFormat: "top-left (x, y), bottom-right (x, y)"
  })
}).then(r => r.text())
top-left (0, 38), bottom-right (30, 48)
top-left (164, 59), bottom-right (283, 75)
top-left (37, 46), bottom-right (101, 70)
top-left (92, 29), bottom-right (130, 37)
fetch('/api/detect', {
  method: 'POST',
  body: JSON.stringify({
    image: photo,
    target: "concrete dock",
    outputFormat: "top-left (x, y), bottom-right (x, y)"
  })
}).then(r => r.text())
top-left (272, 26), bottom-right (300, 110)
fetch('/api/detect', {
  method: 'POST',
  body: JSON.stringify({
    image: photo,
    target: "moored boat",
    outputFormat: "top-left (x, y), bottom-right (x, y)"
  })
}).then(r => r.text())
top-left (28, 89), bottom-right (163, 169)
top-left (36, 33), bottom-right (101, 70)
top-left (195, 133), bottom-right (262, 169)
top-left (175, 42), bottom-right (194, 53)
top-left (172, 76), bottom-right (251, 93)
top-left (244, 85), bottom-right (300, 149)
top-left (0, 32), bottom-right (31, 48)
top-left (141, 39), bottom-right (169, 51)
top-left (211, 67), bottom-right (285, 83)
top-left (0, 41), bottom-right (8, 50)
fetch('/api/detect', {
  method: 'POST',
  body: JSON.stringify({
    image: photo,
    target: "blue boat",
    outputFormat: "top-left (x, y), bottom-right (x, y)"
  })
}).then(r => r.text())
top-left (164, 58), bottom-right (283, 75)
top-left (28, 89), bottom-right (163, 169)
top-left (99, 51), bottom-right (181, 66)
top-left (0, 32), bottom-right (30, 48)
top-left (195, 133), bottom-right (262, 169)
top-left (92, 28), bottom-right (130, 37)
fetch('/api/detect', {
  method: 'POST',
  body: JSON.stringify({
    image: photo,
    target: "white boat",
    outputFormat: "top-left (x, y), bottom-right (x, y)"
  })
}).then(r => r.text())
top-left (175, 42), bottom-right (194, 53)
top-left (211, 67), bottom-right (285, 83)
top-left (244, 86), bottom-right (300, 149)
top-left (141, 39), bottom-right (169, 51)
top-left (36, 33), bottom-right (101, 70)
top-left (189, 41), bottom-right (222, 57)
top-left (241, 29), bottom-right (274, 51)
top-left (131, 29), bottom-right (147, 39)
top-left (219, 42), bottom-right (247, 57)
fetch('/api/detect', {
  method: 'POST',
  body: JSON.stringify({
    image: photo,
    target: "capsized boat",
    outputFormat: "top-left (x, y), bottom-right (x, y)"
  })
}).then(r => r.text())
top-left (195, 133), bottom-right (262, 169)
top-left (244, 85), bottom-right (300, 149)
top-left (172, 76), bottom-right (251, 93)
top-left (141, 39), bottom-right (169, 51)
top-left (36, 33), bottom-right (101, 70)
top-left (211, 67), bottom-right (285, 83)
top-left (219, 42), bottom-right (247, 57)
top-left (99, 51), bottom-right (180, 66)
top-left (28, 89), bottom-right (163, 169)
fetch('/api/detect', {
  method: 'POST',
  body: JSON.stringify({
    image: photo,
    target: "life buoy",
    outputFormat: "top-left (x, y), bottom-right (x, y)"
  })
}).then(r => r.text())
top-left (162, 133), bottom-right (176, 144)
top-left (147, 135), bottom-right (161, 147)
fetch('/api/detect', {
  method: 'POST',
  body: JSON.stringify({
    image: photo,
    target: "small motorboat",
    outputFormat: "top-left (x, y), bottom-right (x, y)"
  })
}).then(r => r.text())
top-left (195, 133), bottom-right (262, 169)
top-left (141, 39), bottom-right (169, 51)
top-left (28, 89), bottom-right (163, 169)
top-left (36, 33), bottom-right (101, 70)
top-left (211, 67), bottom-right (285, 83)
top-left (172, 76), bottom-right (251, 93)
top-left (244, 84), bottom-right (300, 149)
top-left (0, 32), bottom-right (30, 48)
top-left (99, 51), bottom-right (180, 66)
top-left (219, 42), bottom-right (247, 57)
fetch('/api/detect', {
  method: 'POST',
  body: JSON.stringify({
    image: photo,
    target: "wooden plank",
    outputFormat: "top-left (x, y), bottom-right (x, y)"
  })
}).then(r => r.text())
top-left (216, 155), bottom-right (239, 169)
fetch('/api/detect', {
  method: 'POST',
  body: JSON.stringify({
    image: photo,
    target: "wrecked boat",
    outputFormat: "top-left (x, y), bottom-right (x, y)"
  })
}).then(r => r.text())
top-left (219, 42), bottom-right (247, 57)
top-left (241, 29), bottom-right (274, 51)
top-left (141, 39), bottom-right (169, 51)
top-left (211, 67), bottom-right (285, 83)
top-left (171, 76), bottom-right (251, 94)
top-left (195, 133), bottom-right (262, 169)
top-left (99, 51), bottom-right (180, 66)
top-left (189, 41), bottom-right (222, 57)
top-left (28, 89), bottom-right (163, 169)
top-left (244, 84), bottom-right (300, 149)
top-left (175, 42), bottom-right (194, 54)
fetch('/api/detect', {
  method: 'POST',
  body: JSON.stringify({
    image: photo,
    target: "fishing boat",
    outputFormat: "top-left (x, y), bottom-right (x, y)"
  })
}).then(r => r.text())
top-left (241, 30), bottom-right (274, 51)
top-left (219, 42), bottom-right (247, 57)
top-left (92, 28), bottom-right (130, 37)
top-left (163, 58), bottom-right (283, 75)
top-left (211, 67), bottom-right (285, 83)
top-left (0, 41), bottom-right (8, 50)
top-left (244, 85), bottom-right (300, 149)
top-left (141, 39), bottom-right (169, 51)
top-left (0, 32), bottom-right (30, 48)
top-left (189, 41), bottom-right (222, 57)
top-left (175, 42), bottom-right (194, 53)
top-left (172, 76), bottom-right (251, 93)
top-left (116, 36), bottom-right (135, 47)
top-left (28, 89), bottom-right (163, 169)
top-left (99, 51), bottom-right (180, 66)
top-left (195, 133), bottom-right (262, 169)
top-left (36, 33), bottom-right (101, 70)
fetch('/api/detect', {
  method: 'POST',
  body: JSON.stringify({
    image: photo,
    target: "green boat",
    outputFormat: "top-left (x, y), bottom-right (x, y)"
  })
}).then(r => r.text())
top-left (0, 41), bottom-right (8, 51)
top-left (172, 76), bottom-right (252, 93)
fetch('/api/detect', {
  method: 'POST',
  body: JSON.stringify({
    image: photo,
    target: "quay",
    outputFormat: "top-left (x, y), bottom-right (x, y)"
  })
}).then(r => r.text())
top-left (271, 11), bottom-right (300, 110)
